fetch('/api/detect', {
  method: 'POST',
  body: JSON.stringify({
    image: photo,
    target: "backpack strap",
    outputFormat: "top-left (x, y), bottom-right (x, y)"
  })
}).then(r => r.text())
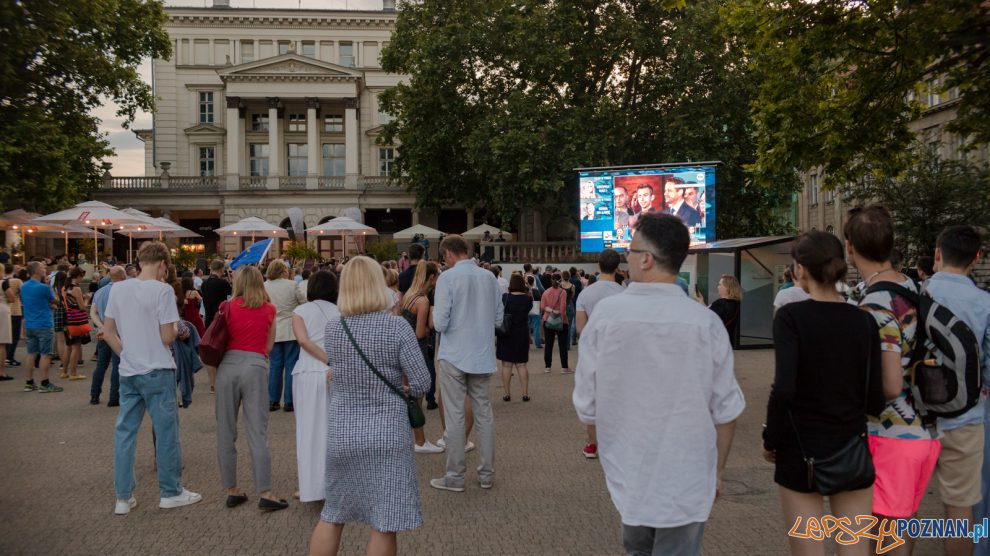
top-left (864, 281), bottom-right (920, 307)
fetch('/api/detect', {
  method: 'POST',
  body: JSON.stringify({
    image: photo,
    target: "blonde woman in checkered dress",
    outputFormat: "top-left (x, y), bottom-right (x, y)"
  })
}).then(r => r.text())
top-left (309, 256), bottom-right (431, 556)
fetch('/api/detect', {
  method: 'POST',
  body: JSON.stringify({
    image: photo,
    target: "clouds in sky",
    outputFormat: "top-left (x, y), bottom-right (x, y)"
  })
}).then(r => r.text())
top-left (98, 0), bottom-right (386, 176)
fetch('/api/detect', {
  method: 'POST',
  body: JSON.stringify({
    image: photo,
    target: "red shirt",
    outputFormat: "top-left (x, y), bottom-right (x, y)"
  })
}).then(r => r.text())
top-left (224, 299), bottom-right (276, 356)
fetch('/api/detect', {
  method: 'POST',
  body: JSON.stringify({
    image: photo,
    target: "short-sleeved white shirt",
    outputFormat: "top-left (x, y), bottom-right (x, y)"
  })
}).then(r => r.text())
top-left (292, 300), bottom-right (339, 375)
top-left (105, 278), bottom-right (180, 377)
top-left (575, 280), bottom-right (624, 315)
top-left (773, 285), bottom-right (810, 310)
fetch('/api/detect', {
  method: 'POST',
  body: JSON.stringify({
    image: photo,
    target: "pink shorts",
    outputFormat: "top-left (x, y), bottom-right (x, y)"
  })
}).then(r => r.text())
top-left (868, 435), bottom-right (941, 518)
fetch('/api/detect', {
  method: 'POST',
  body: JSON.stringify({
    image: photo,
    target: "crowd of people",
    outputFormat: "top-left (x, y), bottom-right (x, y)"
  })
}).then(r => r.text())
top-left (0, 205), bottom-right (987, 556)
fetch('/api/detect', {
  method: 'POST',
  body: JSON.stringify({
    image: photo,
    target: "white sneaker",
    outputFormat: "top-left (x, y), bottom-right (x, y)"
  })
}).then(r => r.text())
top-left (436, 437), bottom-right (445, 448)
top-left (159, 488), bottom-right (202, 509)
top-left (414, 440), bottom-right (444, 454)
top-left (114, 497), bottom-right (137, 515)
top-left (465, 441), bottom-right (476, 453)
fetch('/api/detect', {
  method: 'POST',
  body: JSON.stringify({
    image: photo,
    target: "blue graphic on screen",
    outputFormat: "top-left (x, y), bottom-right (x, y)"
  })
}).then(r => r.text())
top-left (578, 165), bottom-right (716, 253)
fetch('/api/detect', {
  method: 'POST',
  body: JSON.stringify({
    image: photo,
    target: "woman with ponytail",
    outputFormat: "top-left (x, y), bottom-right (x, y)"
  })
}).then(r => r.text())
top-left (762, 230), bottom-right (886, 555)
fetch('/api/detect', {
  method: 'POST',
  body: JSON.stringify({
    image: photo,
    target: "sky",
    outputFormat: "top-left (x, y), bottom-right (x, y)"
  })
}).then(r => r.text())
top-left (97, 0), bottom-right (385, 176)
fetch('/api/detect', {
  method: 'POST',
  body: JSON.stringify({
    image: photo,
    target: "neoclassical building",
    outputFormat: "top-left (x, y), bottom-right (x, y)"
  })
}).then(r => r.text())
top-left (95, 0), bottom-right (500, 258)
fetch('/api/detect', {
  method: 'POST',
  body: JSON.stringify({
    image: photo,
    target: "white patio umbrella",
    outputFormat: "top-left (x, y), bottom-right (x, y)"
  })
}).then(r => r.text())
top-left (215, 217), bottom-right (289, 242)
top-left (462, 223), bottom-right (513, 241)
top-left (114, 214), bottom-right (200, 263)
top-left (33, 201), bottom-right (147, 265)
top-left (308, 217), bottom-right (378, 259)
top-left (31, 225), bottom-right (111, 259)
top-left (392, 224), bottom-right (443, 241)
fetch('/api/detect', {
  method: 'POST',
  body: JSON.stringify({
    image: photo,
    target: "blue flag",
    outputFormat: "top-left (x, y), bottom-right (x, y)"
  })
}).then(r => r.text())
top-left (229, 239), bottom-right (272, 270)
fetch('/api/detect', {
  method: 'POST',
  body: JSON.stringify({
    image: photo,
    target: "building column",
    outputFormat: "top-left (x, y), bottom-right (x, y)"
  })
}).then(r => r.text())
top-left (267, 97), bottom-right (281, 188)
top-left (306, 97), bottom-right (320, 190)
top-left (466, 208), bottom-right (475, 230)
top-left (225, 96), bottom-right (241, 190)
top-left (344, 97), bottom-right (359, 189)
top-left (412, 209), bottom-right (420, 226)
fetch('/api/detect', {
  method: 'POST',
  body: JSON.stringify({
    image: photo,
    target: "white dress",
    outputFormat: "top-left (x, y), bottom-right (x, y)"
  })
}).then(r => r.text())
top-left (292, 300), bottom-right (339, 502)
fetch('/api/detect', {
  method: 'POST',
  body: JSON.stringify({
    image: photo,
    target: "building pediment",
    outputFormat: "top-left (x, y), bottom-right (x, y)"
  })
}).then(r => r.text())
top-left (218, 54), bottom-right (363, 83)
top-left (184, 123), bottom-right (226, 135)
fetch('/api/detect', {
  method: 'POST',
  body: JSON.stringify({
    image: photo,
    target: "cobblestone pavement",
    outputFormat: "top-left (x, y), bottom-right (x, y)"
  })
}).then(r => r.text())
top-left (0, 345), bottom-right (945, 555)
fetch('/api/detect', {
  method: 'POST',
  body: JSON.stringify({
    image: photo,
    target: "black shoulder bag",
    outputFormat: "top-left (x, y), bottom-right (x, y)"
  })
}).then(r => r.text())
top-left (340, 318), bottom-right (426, 429)
top-left (788, 316), bottom-right (875, 496)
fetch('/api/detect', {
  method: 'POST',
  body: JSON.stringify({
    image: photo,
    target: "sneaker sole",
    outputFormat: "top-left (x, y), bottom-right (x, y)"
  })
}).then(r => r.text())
top-left (479, 482), bottom-right (494, 490)
top-left (114, 499), bottom-right (137, 515)
top-left (430, 482), bottom-right (465, 493)
top-left (583, 453), bottom-right (598, 459)
top-left (159, 496), bottom-right (203, 509)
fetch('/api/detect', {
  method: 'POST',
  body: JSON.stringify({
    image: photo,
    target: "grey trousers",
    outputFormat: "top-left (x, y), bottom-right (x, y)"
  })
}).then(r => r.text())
top-left (438, 359), bottom-right (495, 486)
top-left (622, 522), bottom-right (705, 556)
top-left (215, 350), bottom-right (272, 493)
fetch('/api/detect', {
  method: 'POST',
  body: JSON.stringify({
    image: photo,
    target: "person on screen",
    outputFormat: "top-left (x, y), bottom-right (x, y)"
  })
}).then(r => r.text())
top-left (684, 187), bottom-right (699, 210)
top-left (583, 203), bottom-right (597, 221)
top-left (613, 186), bottom-right (633, 229)
top-left (634, 184), bottom-right (657, 215)
top-left (664, 181), bottom-right (702, 227)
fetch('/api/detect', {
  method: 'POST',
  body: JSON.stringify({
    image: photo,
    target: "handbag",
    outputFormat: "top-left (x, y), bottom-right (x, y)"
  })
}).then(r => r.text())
top-left (63, 290), bottom-right (91, 337)
top-left (341, 317), bottom-right (426, 429)
top-left (198, 300), bottom-right (230, 367)
top-left (495, 294), bottom-right (511, 337)
top-left (788, 327), bottom-right (875, 495)
top-left (543, 289), bottom-right (564, 331)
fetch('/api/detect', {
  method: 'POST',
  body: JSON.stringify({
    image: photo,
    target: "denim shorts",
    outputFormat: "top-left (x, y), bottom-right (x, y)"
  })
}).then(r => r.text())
top-left (25, 328), bottom-right (54, 355)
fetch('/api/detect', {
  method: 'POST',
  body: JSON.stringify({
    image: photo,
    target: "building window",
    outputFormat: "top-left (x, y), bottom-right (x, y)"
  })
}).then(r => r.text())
top-left (199, 92), bottom-right (214, 124)
top-left (322, 144), bottom-right (345, 176)
top-left (379, 147), bottom-right (395, 176)
top-left (324, 114), bottom-right (343, 133)
top-left (339, 42), bottom-right (354, 67)
top-left (288, 144), bottom-right (308, 176)
top-left (249, 144), bottom-right (269, 176)
top-left (199, 146), bottom-right (215, 177)
top-left (825, 225), bottom-right (834, 235)
top-left (288, 113), bottom-right (306, 132)
top-left (302, 41), bottom-right (315, 58)
top-left (927, 79), bottom-right (940, 108)
top-left (809, 174), bottom-right (819, 206)
top-left (377, 97), bottom-right (392, 126)
top-left (240, 40), bottom-right (254, 63)
top-left (824, 188), bottom-right (834, 204)
top-left (278, 40), bottom-right (291, 56)
top-left (251, 113), bottom-right (269, 132)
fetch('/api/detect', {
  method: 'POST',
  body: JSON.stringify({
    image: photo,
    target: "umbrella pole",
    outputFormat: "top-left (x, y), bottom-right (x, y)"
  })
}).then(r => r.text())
top-left (94, 226), bottom-right (98, 266)
top-left (129, 233), bottom-right (133, 264)
top-left (64, 232), bottom-right (68, 258)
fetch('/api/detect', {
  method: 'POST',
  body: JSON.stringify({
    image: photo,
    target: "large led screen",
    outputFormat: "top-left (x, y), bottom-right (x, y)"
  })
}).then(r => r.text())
top-left (578, 164), bottom-right (716, 253)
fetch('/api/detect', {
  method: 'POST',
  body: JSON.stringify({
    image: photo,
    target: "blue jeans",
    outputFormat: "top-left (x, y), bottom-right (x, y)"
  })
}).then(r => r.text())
top-left (25, 328), bottom-right (54, 355)
top-left (528, 314), bottom-right (543, 347)
top-left (268, 341), bottom-right (299, 405)
top-left (566, 304), bottom-right (577, 347)
top-left (90, 340), bottom-right (120, 402)
top-left (114, 369), bottom-right (182, 500)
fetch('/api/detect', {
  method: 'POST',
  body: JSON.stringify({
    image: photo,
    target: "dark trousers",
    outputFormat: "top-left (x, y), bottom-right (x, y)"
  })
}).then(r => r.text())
top-left (90, 340), bottom-right (120, 402)
top-left (543, 324), bottom-right (569, 369)
top-left (8, 315), bottom-right (21, 360)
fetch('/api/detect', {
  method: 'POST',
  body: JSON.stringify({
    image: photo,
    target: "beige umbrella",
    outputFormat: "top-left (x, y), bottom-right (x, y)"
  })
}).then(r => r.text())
top-left (308, 217), bottom-right (378, 259)
top-left (462, 223), bottom-right (513, 241)
top-left (33, 201), bottom-right (148, 264)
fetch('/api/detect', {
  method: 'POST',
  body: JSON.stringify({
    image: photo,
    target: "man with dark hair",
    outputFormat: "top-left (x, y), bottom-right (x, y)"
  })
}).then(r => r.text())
top-left (574, 248), bottom-right (624, 460)
top-left (398, 243), bottom-right (425, 294)
top-left (844, 205), bottom-right (936, 545)
top-left (664, 181), bottom-right (702, 228)
top-left (574, 213), bottom-right (743, 554)
top-left (634, 184), bottom-right (656, 215)
top-left (916, 255), bottom-right (935, 288)
top-left (926, 225), bottom-right (990, 556)
top-left (202, 259), bottom-right (231, 329)
top-left (20, 261), bottom-right (60, 393)
top-left (613, 185), bottom-right (633, 230)
top-left (431, 234), bottom-right (502, 493)
top-left (90, 265), bottom-right (126, 406)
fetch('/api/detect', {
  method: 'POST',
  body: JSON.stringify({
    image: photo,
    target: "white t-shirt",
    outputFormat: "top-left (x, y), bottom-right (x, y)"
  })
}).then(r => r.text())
top-left (292, 300), bottom-right (339, 375)
top-left (105, 278), bottom-right (180, 377)
top-left (773, 286), bottom-right (810, 310)
top-left (497, 276), bottom-right (509, 295)
top-left (193, 276), bottom-right (203, 291)
top-left (576, 280), bottom-right (625, 316)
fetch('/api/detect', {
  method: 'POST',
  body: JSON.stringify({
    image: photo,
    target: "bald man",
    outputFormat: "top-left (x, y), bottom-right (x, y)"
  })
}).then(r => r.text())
top-left (90, 265), bottom-right (126, 406)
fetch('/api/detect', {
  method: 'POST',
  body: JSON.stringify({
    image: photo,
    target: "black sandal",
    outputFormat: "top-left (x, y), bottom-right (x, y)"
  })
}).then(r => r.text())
top-left (258, 497), bottom-right (289, 512)
top-left (226, 494), bottom-right (248, 508)
top-left (502, 395), bottom-right (510, 402)
top-left (522, 395), bottom-right (530, 402)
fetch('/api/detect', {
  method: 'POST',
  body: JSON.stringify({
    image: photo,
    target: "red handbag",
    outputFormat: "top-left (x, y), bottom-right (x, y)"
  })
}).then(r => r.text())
top-left (198, 300), bottom-right (230, 367)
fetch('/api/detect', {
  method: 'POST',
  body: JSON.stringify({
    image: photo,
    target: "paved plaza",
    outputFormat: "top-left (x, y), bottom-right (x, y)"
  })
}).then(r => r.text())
top-left (0, 346), bottom-right (946, 555)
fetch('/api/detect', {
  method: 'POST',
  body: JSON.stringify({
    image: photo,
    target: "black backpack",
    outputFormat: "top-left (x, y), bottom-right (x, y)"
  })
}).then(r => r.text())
top-left (865, 282), bottom-right (981, 421)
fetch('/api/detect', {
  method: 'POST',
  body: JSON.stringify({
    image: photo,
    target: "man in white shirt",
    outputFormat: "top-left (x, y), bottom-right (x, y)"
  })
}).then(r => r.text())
top-left (574, 248), bottom-right (624, 460)
top-left (573, 213), bottom-right (745, 555)
top-left (430, 234), bottom-right (503, 493)
top-left (103, 241), bottom-right (202, 515)
top-left (773, 264), bottom-right (811, 315)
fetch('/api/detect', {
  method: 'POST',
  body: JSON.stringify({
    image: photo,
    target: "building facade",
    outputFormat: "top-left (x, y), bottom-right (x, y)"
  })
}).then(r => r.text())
top-left (95, 1), bottom-right (497, 259)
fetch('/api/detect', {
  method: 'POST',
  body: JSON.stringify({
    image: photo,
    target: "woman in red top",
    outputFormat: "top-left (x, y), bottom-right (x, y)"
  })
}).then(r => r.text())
top-left (180, 276), bottom-right (206, 337)
top-left (215, 266), bottom-right (289, 512)
top-left (540, 273), bottom-right (570, 373)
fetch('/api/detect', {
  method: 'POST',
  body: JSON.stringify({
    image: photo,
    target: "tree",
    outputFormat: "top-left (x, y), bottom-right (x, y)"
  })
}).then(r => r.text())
top-left (726, 0), bottom-right (989, 190)
top-left (842, 144), bottom-right (990, 261)
top-left (380, 0), bottom-right (798, 238)
top-left (0, 0), bottom-right (171, 212)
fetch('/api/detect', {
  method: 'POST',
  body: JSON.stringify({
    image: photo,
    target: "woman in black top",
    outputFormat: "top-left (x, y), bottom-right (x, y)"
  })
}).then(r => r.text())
top-left (763, 231), bottom-right (885, 555)
top-left (708, 275), bottom-right (741, 337)
top-left (497, 274), bottom-right (534, 401)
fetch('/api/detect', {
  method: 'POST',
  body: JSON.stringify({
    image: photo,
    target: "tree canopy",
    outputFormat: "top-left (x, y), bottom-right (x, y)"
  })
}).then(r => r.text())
top-left (0, 0), bottom-right (171, 212)
top-left (726, 0), bottom-right (989, 189)
top-left (380, 0), bottom-right (797, 237)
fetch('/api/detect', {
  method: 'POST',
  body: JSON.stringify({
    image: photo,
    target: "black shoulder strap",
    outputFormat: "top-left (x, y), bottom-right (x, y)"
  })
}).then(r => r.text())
top-left (864, 281), bottom-right (920, 307)
top-left (340, 317), bottom-right (407, 402)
